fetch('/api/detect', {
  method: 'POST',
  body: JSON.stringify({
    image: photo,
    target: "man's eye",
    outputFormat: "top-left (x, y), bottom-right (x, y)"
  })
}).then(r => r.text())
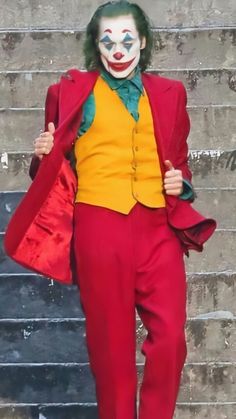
top-left (123, 42), bottom-right (133, 51)
top-left (104, 42), bottom-right (114, 51)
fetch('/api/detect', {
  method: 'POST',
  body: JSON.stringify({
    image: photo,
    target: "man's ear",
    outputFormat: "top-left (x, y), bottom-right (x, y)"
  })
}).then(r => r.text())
top-left (140, 37), bottom-right (146, 50)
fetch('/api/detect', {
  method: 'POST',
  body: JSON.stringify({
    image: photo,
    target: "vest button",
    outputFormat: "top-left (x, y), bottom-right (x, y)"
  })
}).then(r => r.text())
top-left (133, 176), bottom-right (137, 181)
top-left (135, 146), bottom-right (139, 151)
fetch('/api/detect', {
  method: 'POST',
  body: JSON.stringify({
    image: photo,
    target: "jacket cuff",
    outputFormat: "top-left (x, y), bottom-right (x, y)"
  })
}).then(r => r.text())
top-left (179, 179), bottom-right (194, 201)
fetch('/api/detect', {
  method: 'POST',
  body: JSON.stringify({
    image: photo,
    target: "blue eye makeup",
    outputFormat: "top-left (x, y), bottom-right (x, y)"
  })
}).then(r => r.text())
top-left (100, 35), bottom-right (112, 43)
top-left (123, 42), bottom-right (133, 52)
top-left (122, 33), bottom-right (134, 51)
top-left (99, 35), bottom-right (115, 51)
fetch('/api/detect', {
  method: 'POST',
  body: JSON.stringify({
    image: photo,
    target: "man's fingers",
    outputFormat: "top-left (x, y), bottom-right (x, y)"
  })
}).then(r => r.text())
top-left (164, 159), bottom-right (175, 171)
top-left (48, 122), bottom-right (55, 134)
top-left (164, 175), bottom-right (182, 184)
top-left (165, 170), bottom-right (182, 178)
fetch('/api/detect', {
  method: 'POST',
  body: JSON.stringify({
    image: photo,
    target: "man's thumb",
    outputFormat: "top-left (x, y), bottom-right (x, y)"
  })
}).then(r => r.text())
top-left (164, 160), bottom-right (175, 171)
top-left (48, 122), bottom-right (55, 134)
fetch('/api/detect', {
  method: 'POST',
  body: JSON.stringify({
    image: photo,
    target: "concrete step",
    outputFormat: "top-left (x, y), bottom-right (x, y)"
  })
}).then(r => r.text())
top-left (1, 149), bottom-right (235, 190)
top-left (1, 0), bottom-right (236, 29)
top-left (1, 229), bottom-right (235, 274)
top-left (0, 362), bottom-right (234, 403)
top-left (185, 229), bottom-right (236, 273)
top-left (0, 403), bottom-right (235, 419)
top-left (1, 189), bottom-right (236, 232)
top-left (0, 317), bottom-right (234, 364)
top-left (0, 273), bottom-right (234, 319)
top-left (1, 105), bottom-right (235, 153)
top-left (0, 405), bottom-right (97, 419)
top-left (0, 28), bottom-right (235, 72)
top-left (187, 273), bottom-right (235, 317)
top-left (137, 318), bottom-right (236, 363)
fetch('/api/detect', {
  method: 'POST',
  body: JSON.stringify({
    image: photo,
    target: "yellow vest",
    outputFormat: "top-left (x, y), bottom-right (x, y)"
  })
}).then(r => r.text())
top-left (74, 76), bottom-right (165, 214)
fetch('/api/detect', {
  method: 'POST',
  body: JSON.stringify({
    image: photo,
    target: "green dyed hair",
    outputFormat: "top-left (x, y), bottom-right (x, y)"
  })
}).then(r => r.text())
top-left (83, 1), bottom-right (153, 72)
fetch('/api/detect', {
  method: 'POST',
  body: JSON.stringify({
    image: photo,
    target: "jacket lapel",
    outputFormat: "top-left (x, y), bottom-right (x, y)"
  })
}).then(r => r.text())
top-left (142, 73), bottom-right (179, 170)
top-left (59, 69), bottom-right (99, 124)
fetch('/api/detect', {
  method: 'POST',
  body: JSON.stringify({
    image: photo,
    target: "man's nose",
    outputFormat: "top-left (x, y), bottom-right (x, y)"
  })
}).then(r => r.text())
top-left (113, 52), bottom-right (124, 60)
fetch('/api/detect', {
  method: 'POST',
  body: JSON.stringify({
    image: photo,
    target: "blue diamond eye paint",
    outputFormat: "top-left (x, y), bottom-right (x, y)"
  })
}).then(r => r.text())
top-left (100, 35), bottom-right (112, 43)
top-left (99, 35), bottom-right (114, 51)
top-left (123, 33), bottom-right (133, 42)
top-left (122, 33), bottom-right (134, 51)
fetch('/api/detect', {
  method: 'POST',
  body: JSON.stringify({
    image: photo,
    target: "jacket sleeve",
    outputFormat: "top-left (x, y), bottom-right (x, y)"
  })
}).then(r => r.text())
top-left (29, 83), bottom-right (60, 180)
top-left (174, 81), bottom-right (196, 203)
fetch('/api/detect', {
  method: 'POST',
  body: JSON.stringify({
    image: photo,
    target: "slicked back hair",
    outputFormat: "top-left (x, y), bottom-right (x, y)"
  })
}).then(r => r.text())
top-left (83, 1), bottom-right (153, 72)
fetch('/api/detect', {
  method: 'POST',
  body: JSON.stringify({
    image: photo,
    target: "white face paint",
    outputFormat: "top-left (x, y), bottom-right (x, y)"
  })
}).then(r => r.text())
top-left (98, 15), bottom-right (146, 79)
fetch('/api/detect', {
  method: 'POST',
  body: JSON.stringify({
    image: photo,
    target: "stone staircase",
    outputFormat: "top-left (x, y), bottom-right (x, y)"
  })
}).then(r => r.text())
top-left (0, 0), bottom-right (235, 418)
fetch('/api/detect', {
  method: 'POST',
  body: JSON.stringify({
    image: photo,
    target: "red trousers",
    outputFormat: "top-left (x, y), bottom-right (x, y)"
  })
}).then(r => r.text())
top-left (73, 202), bottom-right (187, 419)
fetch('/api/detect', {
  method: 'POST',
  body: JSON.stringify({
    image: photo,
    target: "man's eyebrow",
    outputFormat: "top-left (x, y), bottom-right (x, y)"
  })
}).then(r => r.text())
top-left (100, 35), bottom-right (112, 43)
top-left (122, 29), bottom-right (131, 33)
top-left (104, 29), bottom-right (112, 33)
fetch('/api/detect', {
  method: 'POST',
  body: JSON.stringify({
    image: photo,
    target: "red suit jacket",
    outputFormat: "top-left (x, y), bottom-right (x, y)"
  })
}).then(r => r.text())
top-left (4, 69), bottom-right (216, 285)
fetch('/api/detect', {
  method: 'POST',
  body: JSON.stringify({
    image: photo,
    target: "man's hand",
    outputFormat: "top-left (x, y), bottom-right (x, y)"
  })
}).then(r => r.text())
top-left (33, 122), bottom-right (55, 160)
top-left (163, 160), bottom-right (183, 196)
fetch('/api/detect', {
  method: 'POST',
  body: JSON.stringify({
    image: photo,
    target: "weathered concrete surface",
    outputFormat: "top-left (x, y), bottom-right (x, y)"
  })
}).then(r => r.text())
top-left (0, 273), bottom-right (234, 320)
top-left (136, 318), bottom-right (236, 363)
top-left (1, 105), bottom-right (236, 153)
top-left (192, 189), bottom-right (236, 229)
top-left (138, 363), bottom-right (236, 402)
top-left (1, 150), bottom-right (235, 190)
top-left (1, 189), bottom-right (235, 232)
top-left (0, 29), bottom-right (235, 72)
top-left (1, 69), bottom-right (236, 109)
top-left (187, 106), bottom-right (236, 150)
top-left (2, 229), bottom-right (235, 273)
top-left (0, 109), bottom-right (43, 153)
top-left (0, 318), bottom-right (234, 364)
top-left (174, 403), bottom-right (236, 419)
top-left (0, 153), bottom-right (32, 191)
top-left (1, 0), bottom-right (236, 29)
top-left (0, 405), bottom-right (98, 419)
top-left (0, 403), bottom-right (234, 419)
top-left (188, 150), bottom-right (236, 188)
top-left (0, 363), bottom-right (234, 403)
top-left (187, 273), bottom-right (236, 317)
top-left (186, 230), bottom-right (236, 273)
top-left (0, 275), bottom-right (83, 319)
top-left (0, 364), bottom-right (96, 403)
top-left (0, 72), bottom-right (57, 109)
top-left (160, 70), bottom-right (236, 106)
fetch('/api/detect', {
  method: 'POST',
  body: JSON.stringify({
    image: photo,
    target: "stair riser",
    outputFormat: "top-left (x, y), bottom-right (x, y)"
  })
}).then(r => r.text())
top-left (137, 319), bottom-right (236, 363)
top-left (0, 29), bottom-right (235, 72)
top-left (0, 106), bottom-right (236, 153)
top-left (1, 106), bottom-right (236, 153)
top-left (0, 319), bottom-right (234, 364)
top-left (0, 364), bottom-right (234, 403)
top-left (0, 404), bottom-right (235, 419)
top-left (0, 274), bottom-right (234, 319)
top-left (1, 189), bottom-right (235, 232)
top-left (0, 150), bottom-right (235, 191)
top-left (1, 0), bottom-right (236, 29)
top-left (0, 404), bottom-right (234, 419)
top-left (185, 230), bottom-right (236, 273)
top-left (1, 231), bottom-right (236, 274)
top-left (0, 405), bottom-right (97, 419)
top-left (187, 274), bottom-right (235, 317)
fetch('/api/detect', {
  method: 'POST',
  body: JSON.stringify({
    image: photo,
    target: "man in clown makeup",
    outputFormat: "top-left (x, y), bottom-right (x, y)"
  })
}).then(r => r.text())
top-left (4, 1), bottom-right (216, 418)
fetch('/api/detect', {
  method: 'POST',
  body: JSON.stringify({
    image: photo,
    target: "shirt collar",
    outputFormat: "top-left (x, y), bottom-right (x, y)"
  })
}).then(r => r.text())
top-left (100, 66), bottom-right (144, 94)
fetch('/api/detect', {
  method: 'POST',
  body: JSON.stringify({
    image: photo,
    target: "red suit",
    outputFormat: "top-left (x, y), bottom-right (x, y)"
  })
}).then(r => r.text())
top-left (4, 69), bottom-right (216, 419)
